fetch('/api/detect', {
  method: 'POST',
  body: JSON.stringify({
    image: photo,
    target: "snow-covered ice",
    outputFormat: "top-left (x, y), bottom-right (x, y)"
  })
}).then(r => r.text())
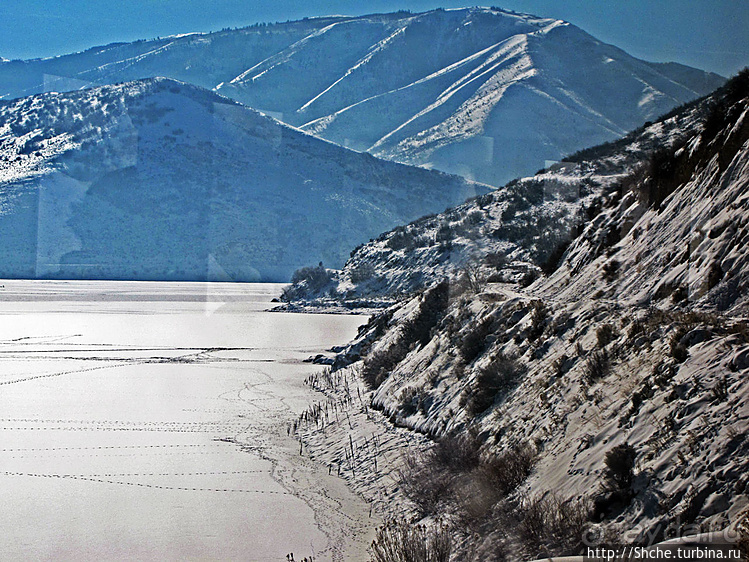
top-left (0, 280), bottom-right (375, 561)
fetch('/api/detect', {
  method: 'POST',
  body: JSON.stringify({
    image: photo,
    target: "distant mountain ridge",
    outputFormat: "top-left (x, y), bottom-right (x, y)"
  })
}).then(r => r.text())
top-left (0, 8), bottom-right (724, 186)
top-left (0, 78), bottom-right (484, 281)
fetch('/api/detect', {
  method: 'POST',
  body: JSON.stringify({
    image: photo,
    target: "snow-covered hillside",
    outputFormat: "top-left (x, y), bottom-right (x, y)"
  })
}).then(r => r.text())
top-left (0, 78), bottom-right (484, 281)
top-left (0, 8), bottom-right (723, 186)
top-left (286, 83), bottom-right (714, 302)
top-left (292, 72), bottom-right (749, 558)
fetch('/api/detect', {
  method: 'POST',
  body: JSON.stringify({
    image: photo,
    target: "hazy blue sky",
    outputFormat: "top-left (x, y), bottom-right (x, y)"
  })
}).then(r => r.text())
top-left (0, 1), bottom-right (746, 77)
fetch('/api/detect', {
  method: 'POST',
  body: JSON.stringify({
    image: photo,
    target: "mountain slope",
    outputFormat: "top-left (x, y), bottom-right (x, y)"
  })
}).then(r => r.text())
top-left (287, 9), bottom-right (723, 185)
top-left (0, 78), bottom-right (483, 281)
top-left (0, 9), bottom-right (723, 186)
top-left (0, 19), bottom-right (348, 101)
top-left (286, 81), bottom-right (716, 302)
top-left (296, 72), bottom-right (749, 558)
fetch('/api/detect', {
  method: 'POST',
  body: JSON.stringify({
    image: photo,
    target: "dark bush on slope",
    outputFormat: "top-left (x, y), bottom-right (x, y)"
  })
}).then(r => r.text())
top-left (462, 353), bottom-right (523, 416)
top-left (459, 317), bottom-right (494, 363)
top-left (399, 431), bottom-right (536, 519)
top-left (402, 280), bottom-right (450, 347)
top-left (702, 67), bottom-right (749, 146)
top-left (362, 281), bottom-right (450, 389)
top-left (604, 443), bottom-right (637, 495)
top-left (584, 349), bottom-right (610, 382)
top-left (642, 148), bottom-right (687, 209)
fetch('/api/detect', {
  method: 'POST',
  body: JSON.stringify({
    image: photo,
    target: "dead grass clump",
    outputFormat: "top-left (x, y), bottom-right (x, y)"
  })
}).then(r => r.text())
top-left (596, 324), bottom-right (616, 348)
top-left (584, 349), bottom-right (610, 382)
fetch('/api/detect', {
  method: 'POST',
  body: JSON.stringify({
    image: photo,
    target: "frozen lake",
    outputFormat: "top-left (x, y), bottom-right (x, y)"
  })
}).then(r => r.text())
top-left (0, 280), bottom-right (374, 561)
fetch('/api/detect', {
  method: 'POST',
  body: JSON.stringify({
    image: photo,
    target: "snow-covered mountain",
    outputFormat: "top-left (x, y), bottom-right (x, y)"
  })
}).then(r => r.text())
top-left (0, 8), bottom-right (724, 186)
top-left (290, 71), bottom-right (749, 558)
top-left (0, 78), bottom-right (483, 281)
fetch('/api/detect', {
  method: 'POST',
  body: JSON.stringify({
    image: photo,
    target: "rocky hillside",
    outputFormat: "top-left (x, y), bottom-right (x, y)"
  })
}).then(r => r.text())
top-left (0, 78), bottom-right (483, 281)
top-left (295, 72), bottom-right (749, 559)
top-left (0, 8), bottom-right (723, 186)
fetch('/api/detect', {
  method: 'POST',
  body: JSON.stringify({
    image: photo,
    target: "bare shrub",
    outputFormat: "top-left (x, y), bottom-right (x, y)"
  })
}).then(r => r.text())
top-left (361, 282), bottom-right (449, 389)
top-left (541, 238), bottom-right (572, 275)
top-left (711, 375), bottom-right (729, 403)
top-left (432, 431), bottom-right (482, 473)
top-left (361, 339), bottom-right (408, 389)
top-left (398, 450), bottom-right (454, 516)
top-left (397, 433), bottom-right (482, 516)
top-left (451, 441), bottom-right (538, 522)
top-left (398, 434), bottom-right (537, 521)
top-left (628, 319), bottom-right (644, 340)
top-left (350, 262), bottom-right (375, 284)
top-left (435, 222), bottom-right (453, 242)
top-left (463, 353), bottom-right (523, 416)
top-left (527, 300), bottom-right (549, 341)
top-left (387, 227), bottom-right (418, 251)
top-left (520, 269), bottom-right (539, 288)
top-left (485, 251), bottom-right (508, 269)
top-left (399, 387), bottom-right (420, 417)
top-left (552, 353), bottom-right (571, 377)
top-left (459, 263), bottom-right (487, 294)
top-left (282, 262), bottom-right (334, 300)
top-left (459, 317), bottom-right (494, 363)
top-left (369, 519), bottom-right (451, 562)
top-left (670, 336), bottom-right (689, 363)
top-left (602, 259), bottom-right (620, 281)
top-left (520, 492), bottom-right (592, 557)
top-left (403, 281), bottom-right (450, 348)
top-left (481, 442), bottom-right (537, 497)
